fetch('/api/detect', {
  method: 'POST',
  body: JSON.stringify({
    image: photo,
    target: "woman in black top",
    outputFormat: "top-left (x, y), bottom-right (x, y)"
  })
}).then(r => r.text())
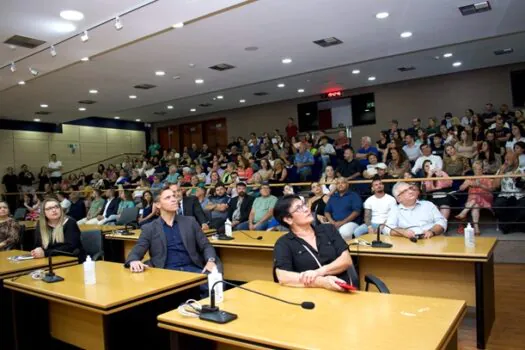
top-left (31, 198), bottom-right (83, 261)
top-left (307, 182), bottom-right (329, 224)
top-left (272, 195), bottom-right (354, 291)
top-left (376, 131), bottom-right (389, 152)
top-left (38, 166), bottom-right (50, 192)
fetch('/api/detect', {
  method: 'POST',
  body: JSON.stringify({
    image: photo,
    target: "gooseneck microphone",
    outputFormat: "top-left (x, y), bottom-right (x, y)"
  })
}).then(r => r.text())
top-left (371, 224), bottom-right (393, 248)
top-left (43, 249), bottom-right (79, 283)
top-left (199, 280), bottom-right (315, 324)
top-left (239, 230), bottom-right (263, 240)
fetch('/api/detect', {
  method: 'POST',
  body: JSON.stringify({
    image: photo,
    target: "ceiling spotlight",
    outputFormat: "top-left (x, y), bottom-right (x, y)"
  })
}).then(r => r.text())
top-left (33, 118), bottom-right (41, 122)
top-left (376, 12), bottom-right (389, 19)
top-left (400, 31), bottom-right (412, 38)
top-left (277, 83), bottom-right (285, 88)
top-left (172, 22), bottom-right (184, 29)
top-left (40, 104), bottom-right (48, 108)
top-left (10, 62), bottom-right (16, 72)
top-left (80, 30), bottom-right (89, 42)
top-left (80, 57), bottom-right (90, 62)
top-left (167, 105), bottom-right (174, 109)
top-left (352, 69), bottom-right (360, 74)
top-left (190, 108), bottom-right (196, 112)
top-left (114, 16), bottom-right (123, 30)
top-left (195, 79), bottom-right (204, 84)
top-left (114, 116), bottom-right (120, 119)
top-left (298, 89), bottom-right (305, 93)
top-left (18, 81), bottom-right (25, 85)
top-left (129, 95), bottom-right (137, 99)
top-left (60, 10), bottom-right (84, 21)
top-left (78, 107), bottom-right (86, 111)
top-left (155, 71), bottom-right (166, 76)
top-left (89, 89), bottom-right (98, 94)
top-left (452, 61), bottom-right (462, 67)
top-left (49, 45), bottom-right (57, 57)
top-left (217, 95), bottom-right (224, 99)
top-left (368, 76), bottom-right (376, 81)
top-left (443, 53), bottom-right (453, 58)
top-left (239, 99), bottom-right (246, 103)
top-left (188, 63), bottom-right (196, 68)
top-left (135, 119), bottom-right (141, 122)
top-left (282, 58), bottom-right (292, 64)
top-left (29, 67), bottom-right (39, 76)
top-left (173, 75), bottom-right (181, 80)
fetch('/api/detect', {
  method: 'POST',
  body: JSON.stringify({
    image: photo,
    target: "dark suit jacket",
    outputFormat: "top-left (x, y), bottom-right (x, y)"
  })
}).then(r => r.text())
top-left (227, 195), bottom-right (255, 223)
top-left (125, 216), bottom-right (222, 272)
top-left (182, 196), bottom-right (208, 225)
top-left (104, 197), bottom-right (120, 218)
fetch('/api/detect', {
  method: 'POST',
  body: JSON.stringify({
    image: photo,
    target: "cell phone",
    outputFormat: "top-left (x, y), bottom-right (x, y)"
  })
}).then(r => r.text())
top-left (335, 281), bottom-right (357, 291)
top-left (415, 233), bottom-right (425, 239)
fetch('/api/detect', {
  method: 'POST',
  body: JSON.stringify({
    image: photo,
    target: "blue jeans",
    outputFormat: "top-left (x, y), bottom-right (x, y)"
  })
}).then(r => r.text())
top-left (171, 264), bottom-right (209, 298)
top-left (354, 223), bottom-right (380, 237)
top-left (235, 220), bottom-right (270, 231)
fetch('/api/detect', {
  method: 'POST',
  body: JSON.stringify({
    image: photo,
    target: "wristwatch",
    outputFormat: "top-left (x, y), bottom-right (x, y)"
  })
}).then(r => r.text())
top-left (429, 230), bottom-right (436, 237)
top-left (207, 257), bottom-right (216, 263)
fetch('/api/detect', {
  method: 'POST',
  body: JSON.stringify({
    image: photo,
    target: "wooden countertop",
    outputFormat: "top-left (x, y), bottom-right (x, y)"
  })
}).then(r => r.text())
top-left (158, 280), bottom-right (466, 350)
top-left (0, 250), bottom-right (78, 280)
top-left (105, 228), bottom-right (217, 241)
top-left (209, 231), bottom-right (285, 250)
top-left (4, 261), bottom-right (206, 314)
top-left (348, 234), bottom-right (497, 262)
top-left (19, 221), bottom-right (124, 233)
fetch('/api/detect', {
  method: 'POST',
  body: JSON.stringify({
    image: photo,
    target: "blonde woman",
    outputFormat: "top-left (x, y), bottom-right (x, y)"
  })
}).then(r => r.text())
top-left (455, 129), bottom-right (477, 160)
top-left (31, 198), bottom-right (82, 259)
top-left (319, 165), bottom-right (337, 195)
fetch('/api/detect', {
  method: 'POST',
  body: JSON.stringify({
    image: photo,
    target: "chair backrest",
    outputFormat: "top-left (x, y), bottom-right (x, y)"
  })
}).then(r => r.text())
top-left (16, 225), bottom-right (26, 250)
top-left (14, 208), bottom-right (27, 221)
top-left (116, 207), bottom-right (139, 225)
top-left (347, 264), bottom-right (360, 288)
top-left (81, 230), bottom-right (103, 261)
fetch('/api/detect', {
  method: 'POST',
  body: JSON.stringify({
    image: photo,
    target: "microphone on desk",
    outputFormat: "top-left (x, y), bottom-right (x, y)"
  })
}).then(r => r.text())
top-left (199, 280), bottom-right (315, 324)
top-left (381, 224), bottom-right (421, 244)
top-left (238, 230), bottom-right (263, 240)
top-left (371, 224), bottom-right (393, 248)
top-left (43, 249), bottom-right (79, 283)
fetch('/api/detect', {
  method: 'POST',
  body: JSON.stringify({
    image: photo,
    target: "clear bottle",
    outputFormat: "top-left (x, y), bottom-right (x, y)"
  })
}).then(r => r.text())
top-left (83, 255), bottom-right (96, 285)
top-left (224, 219), bottom-right (233, 237)
top-left (464, 223), bottom-right (475, 248)
top-left (208, 266), bottom-right (223, 304)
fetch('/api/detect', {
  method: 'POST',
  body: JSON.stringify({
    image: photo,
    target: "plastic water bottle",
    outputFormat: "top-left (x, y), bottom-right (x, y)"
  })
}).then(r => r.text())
top-left (464, 223), bottom-right (475, 248)
top-left (83, 256), bottom-right (96, 285)
top-left (225, 219), bottom-right (233, 237)
top-left (208, 266), bottom-right (223, 304)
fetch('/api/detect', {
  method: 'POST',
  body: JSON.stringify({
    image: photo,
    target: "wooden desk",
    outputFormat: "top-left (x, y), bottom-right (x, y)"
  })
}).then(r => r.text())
top-left (349, 234), bottom-right (497, 349)
top-left (19, 221), bottom-right (122, 232)
top-left (210, 231), bottom-right (285, 282)
top-left (158, 280), bottom-right (466, 350)
top-left (18, 220), bottom-right (36, 230)
top-left (5, 261), bottom-right (206, 350)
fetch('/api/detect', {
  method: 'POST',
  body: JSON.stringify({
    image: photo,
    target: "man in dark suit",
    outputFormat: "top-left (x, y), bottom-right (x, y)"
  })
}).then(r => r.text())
top-left (168, 183), bottom-right (210, 230)
top-left (84, 188), bottom-right (120, 224)
top-left (126, 188), bottom-right (221, 284)
top-left (227, 182), bottom-right (255, 230)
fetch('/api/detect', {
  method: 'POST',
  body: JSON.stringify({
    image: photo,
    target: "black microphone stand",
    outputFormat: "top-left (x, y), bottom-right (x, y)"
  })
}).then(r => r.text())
top-left (42, 249), bottom-right (79, 283)
top-left (371, 224), bottom-right (393, 248)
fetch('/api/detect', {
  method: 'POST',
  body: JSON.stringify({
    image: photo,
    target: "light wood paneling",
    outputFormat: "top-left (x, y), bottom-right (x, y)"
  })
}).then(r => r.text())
top-left (13, 130), bottom-right (49, 140)
top-left (79, 126), bottom-right (107, 143)
top-left (49, 125), bottom-right (80, 142)
top-left (218, 248), bottom-right (274, 281)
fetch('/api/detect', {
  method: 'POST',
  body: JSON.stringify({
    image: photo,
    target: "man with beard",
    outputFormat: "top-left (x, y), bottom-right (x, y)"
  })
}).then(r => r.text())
top-left (227, 182), bottom-right (255, 230)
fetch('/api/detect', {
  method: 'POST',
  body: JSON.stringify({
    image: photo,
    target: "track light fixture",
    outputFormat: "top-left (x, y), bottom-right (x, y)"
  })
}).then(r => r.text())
top-left (50, 45), bottom-right (57, 57)
top-left (80, 30), bottom-right (89, 42)
top-left (10, 62), bottom-right (16, 72)
top-left (114, 16), bottom-right (123, 30)
top-left (29, 67), bottom-right (39, 76)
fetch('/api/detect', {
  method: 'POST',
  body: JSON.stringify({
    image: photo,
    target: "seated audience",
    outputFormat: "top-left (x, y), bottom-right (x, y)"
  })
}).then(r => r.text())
top-left (0, 201), bottom-right (20, 250)
top-left (506, 124), bottom-right (525, 151)
top-left (336, 148), bottom-right (363, 180)
top-left (354, 178), bottom-right (397, 237)
top-left (362, 153), bottom-right (380, 179)
top-left (294, 143), bottom-right (314, 181)
top-left (138, 190), bottom-right (158, 226)
top-left (318, 136), bottom-right (336, 170)
top-left (227, 182), bottom-right (255, 230)
top-left (319, 165), bottom-right (337, 195)
top-left (475, 141), bottom-right (501, 175)
top-left (411, 143), bottom-right (443, 174)
top-left (167, 183), bottom-right (209, 230)
top-left (455, 129), bottom-right (477, 160)
top-left (386, 147), bottom-right (411, 178)
top-left (514, 141), bottom-right (525, 170)
top-left (443, 145), bottom-right (470, 176)
top-left (205, 183), bottom-right (230, 229)
top-left (307, 182), bottom-right (329, 224)
top-left (421, 160), bottom-right (453, 220)
top-left (57, 192), bottom-right (71, 214)
top-left (82, 189), bottom-right (120, 225)
top-left (402, 134), bottom-right (421, 162)
top-left (23, 193), bottom-right (41, 221)
top-left (324, 177), bottom-right (363, 239)
top-left (356, 136), bottom-right (380, 166)
top-left (77, 189), bottom-right (105, 225)
top-left (67, 192), bottom-right (86, 221)
top-left (237, 157), bottom-right (254, 182)
top-left (236, 182), bottom-right (277, 231)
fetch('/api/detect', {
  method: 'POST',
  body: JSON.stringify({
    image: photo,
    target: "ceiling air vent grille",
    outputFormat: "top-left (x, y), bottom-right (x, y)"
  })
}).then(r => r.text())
top-left (4, 35), bottom-right (46, 49)
top-left (78, 100), bottom-right (96, 104)
top-left (494, 48), bottom-right (513, 56)
top-left (209, 63), bottom-right (236, 71)
top-left (459, 1), bottom-right (491, 16)
top-left (199, 103), bottom-right (213, 107)
top-left (253, 92), bottom-right (269, 96)
top-left (313, 37), bottom-right (343, 48)
top-left (35, 111), bottom-right (51, 115)
top-left (134, 84), bottom-right (157, 90)
top-left (397, 66), bottom-right (416, 72)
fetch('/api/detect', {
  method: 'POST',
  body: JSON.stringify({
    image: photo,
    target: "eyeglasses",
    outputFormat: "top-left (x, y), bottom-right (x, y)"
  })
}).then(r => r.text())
top-left (44, 205), bottom-right (60, 212)
top-left (396, 185), bottom-right (419, 197)
top-left (290, 203), bottom-right (309, 215)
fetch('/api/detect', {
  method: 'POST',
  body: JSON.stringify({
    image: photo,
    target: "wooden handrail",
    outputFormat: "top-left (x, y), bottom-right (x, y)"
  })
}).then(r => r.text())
top-left (61, 153), bottom-right (142, 176)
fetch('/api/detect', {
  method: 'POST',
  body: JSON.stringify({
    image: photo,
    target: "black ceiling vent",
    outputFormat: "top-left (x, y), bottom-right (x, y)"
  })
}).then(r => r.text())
top-left (459, 1), bottom-right (491, 16)
top-left (209, 63), bottom-right (236, 71)
top-left (397, 66), bottom-right (416, 72)
top-left (35, 111), bottom-right (51, 115)
top-left (313, 37), bottom-right (343, 48)
top-left (153, 111), bottom-right (167, 116)
top-left (78, 100), bottom-right (96, 104)
top-left (494, 48), bottom-right (514, 56)
top-left (134, 84), bottom-right (157, 90)
top-left (253, 92), bottom-right (269, 96)
top-left (199, 103), bottom-right (213, 107)
top-left (4, 35), bottom-right (46, 49)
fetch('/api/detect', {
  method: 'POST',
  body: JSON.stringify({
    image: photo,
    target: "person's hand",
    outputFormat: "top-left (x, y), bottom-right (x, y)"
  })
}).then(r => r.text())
top-left (333, 221), bottom-right (343, 229)
top-left (367, 225), bottom-right (375, 235)
top-left (320, 276), bottom-right (346, 292)
top-left (249, 223), bottom-right (256, 231)
top-left (299, 270), bottom-right (322, 286)
top-left (96, 215), bottom-right (104, 220)
top-left (201, 223), bottom-right (210, 231)
top-left (31, 247), bottom-right (45, 259)
top-left (201, 261), bottom-right (217, 273)
top-left (129, 261), bottom-right (148, 273)
top-left (232, 220), bottom-right (240, 227)
top-left (404, 230), bottom-right (416, 239)
top-left (423, 230), bottom-right (434, 239)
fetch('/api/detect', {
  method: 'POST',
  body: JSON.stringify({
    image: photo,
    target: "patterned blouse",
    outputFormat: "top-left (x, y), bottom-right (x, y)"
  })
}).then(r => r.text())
top-left (0, 218), bottom-right (20, 250)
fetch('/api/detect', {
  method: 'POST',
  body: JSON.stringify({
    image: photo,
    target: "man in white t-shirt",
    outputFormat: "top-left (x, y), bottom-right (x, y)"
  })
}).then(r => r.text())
top-left (57, 192), bottom-right (71, 214)
top-left (411, 144), bottom-right (443, 174)
top-left (353, 178), bottom-right (397, 237)
top-left (402, 134), bottom-right (421, 162)
top-left (48, 153), bottom-right (63, 184)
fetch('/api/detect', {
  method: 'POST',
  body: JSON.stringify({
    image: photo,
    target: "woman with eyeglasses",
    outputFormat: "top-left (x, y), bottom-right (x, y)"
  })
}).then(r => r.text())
top-left (272, 195), bottom-right (354, 292)
top-left (31, 198), bottom-right (83, 260)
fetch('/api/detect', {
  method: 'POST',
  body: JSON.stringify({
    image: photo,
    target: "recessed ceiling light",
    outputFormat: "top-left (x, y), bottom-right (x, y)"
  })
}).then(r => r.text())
top-left (190, 108), bottom-right (196, 112)
top-left (239, 99), bottom-right (246, 103)
top-left (80, 57), bottom-right (90, 62)
top-left (195, 79), bottom-right (204, 84)
top-left (40, 104), bottom-right (48, 108)
top-left (129, 95), bottom-right (137, 99)
top-left (277, 83), bottom-right (285, 88)
top-left (188, 63), bottom-right (196, 68)
top-left (282, 58), bottom-right (292, 64)
top-left (452, 61), bottom-right (462, 67)
top-left (217, 95), bottom-right (224, 99)
top-left (443, 53), bottom-right (453, 58)
top-left (173, 75), bottom-right (181, 80)
top-left (114, 116), bottom-right (120, 119)
top-left (89, 89), bottom-right (98, 94)
top-left (172, 22), bottom-right (184, 29)
top-left (376, 12), bottom-right (389, 19)
top-left (18, 81), bottom-right (25, 85)
top-left (34, 118), bottom-right (41, 122)
top-left (135, 119), bottom-right (141, 122)
top-left (167, 105), bottom-right (174, 109)
top-left (368, 76), bottom-right (376, 81)
top-left (78, 107), bottom-right (86, 111)
top-left (60, 10), bottom-right (84, 21)
top-left (155, 71), bottom-right (165, 76)
top-left (352, 69), bottom-right (360, 74)
top-left (52, 22), bottom-right (77, 33)
top-left (298, 89), bottom-right (305, 93)
top-left (400, 31), bottom-right (412, 38)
